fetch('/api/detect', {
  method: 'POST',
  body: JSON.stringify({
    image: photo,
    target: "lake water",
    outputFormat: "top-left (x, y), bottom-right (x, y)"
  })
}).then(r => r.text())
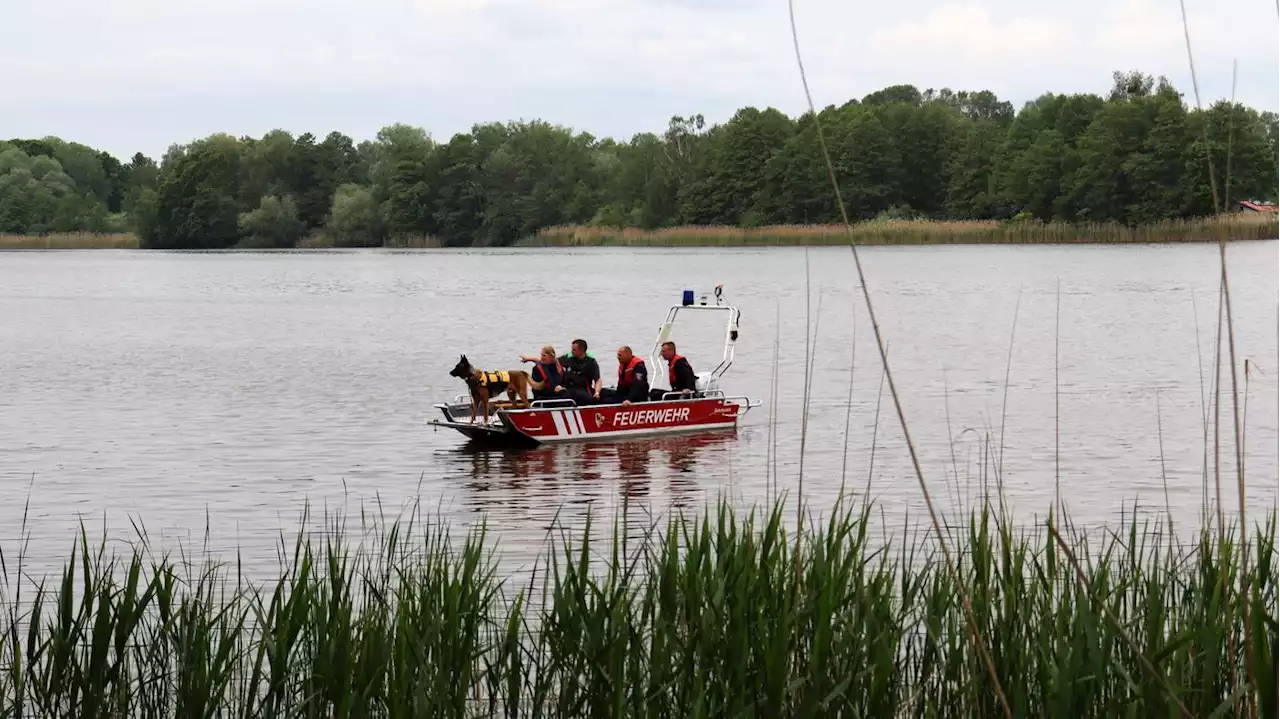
top-left (1, 244), bottom-right (1277, 579)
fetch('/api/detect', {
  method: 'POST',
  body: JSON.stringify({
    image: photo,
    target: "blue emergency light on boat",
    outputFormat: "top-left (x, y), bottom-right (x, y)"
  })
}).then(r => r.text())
top-left (682, 290), bottom-right (695, 306)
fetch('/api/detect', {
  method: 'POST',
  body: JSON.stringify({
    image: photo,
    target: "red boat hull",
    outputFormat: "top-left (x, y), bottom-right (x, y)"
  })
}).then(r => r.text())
top-left (499, 398), bottom-right (741, 443)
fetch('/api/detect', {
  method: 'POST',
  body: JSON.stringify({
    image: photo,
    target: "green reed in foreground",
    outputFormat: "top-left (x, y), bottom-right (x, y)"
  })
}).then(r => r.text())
top-left (0, 498), bottom-right (1274, 718)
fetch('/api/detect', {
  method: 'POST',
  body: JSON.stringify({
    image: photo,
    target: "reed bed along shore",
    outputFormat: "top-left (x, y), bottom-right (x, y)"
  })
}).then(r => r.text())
top-left (295, 232), bottom-right (445, 248)
top-left (0, 496), bottom-right (1273, 717)
top-left (524, 214), bottom-right (1280, 247)
top-left (0, 233), bottom-right (139, 249)
top-left (5, 214), bottom-right (1275, 250)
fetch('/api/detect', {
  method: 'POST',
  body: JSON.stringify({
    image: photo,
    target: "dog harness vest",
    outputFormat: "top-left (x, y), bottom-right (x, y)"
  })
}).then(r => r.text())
top-left (478, 371), bottom-right (510, 391)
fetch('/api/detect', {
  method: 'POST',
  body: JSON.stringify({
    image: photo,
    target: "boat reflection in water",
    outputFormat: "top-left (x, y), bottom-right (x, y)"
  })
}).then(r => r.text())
top-left (450, 430), bottom-right (739, 524)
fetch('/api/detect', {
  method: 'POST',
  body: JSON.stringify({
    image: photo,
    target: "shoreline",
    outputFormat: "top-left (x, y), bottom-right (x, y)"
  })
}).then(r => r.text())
top-left (3, 215), bottom-right (1276, 250)
top-left (524, 216), bottom-right (1279, 247)
top-left (0, 232), bottom-right (140, 249)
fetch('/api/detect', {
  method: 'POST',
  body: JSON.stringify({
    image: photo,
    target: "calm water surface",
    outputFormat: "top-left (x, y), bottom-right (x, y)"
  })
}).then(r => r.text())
top-left (2, 244), bottom-right (1277, 578)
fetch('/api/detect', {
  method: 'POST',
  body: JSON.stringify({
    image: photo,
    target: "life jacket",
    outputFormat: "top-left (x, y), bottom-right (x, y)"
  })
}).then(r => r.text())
top-left (475, 370), bottom-right (510, 393)
top-left (667, 354), bottom-right (686, 388)
top-left (560, 355), bottom-right (595, 390)
top-left (533, 360), bottom-right (563, 387)
top-left (618, 356), bottom-right (644, 388)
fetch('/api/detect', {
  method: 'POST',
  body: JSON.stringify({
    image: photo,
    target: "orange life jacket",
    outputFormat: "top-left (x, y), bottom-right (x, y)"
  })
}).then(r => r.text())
top-left (667, 354), bottom-right (686, 388)
top-left (534, 360), bottom-right (563, 386)
top-left (618, 356), bottom-right (644, 388)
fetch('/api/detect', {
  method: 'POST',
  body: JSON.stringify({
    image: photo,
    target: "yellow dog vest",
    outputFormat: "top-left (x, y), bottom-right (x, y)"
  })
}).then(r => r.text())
top-left (478, 371), bottom-right (510, 389)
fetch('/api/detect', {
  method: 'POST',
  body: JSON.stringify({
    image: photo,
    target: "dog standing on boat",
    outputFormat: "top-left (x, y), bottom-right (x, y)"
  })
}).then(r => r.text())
top-left (449, 355), bottom-right (532, 423)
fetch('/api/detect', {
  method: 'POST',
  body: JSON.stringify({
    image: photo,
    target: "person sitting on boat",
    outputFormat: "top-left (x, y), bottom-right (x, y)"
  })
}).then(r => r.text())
top-left (520, 345), bottom-right (568, 400)
top-left (650, 341), bottom-right (698, 401)
top-left (558, 338), bottom-right (602, 405)
top-left (598, 345), bottom-right (649, 405)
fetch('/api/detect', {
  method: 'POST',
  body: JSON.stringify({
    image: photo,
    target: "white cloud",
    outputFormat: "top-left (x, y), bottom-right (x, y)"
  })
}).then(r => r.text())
top-left (418, 0), bottom-right (494, 15)
top-left (1, 0), bottom-right (1273, 158)
top-left (867, 7), bottom-right (1072, 69)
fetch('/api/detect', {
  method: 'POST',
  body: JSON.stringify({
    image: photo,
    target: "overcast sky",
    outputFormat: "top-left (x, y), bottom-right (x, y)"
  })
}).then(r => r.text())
top-left (4, 0), bottom-right (1276, 159)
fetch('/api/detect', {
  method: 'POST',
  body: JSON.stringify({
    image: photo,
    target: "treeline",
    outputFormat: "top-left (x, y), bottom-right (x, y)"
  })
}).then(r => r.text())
top-left (0, 137), bottom-right (141, 235)
top-left (2, 71), bottom-right (1276, 248)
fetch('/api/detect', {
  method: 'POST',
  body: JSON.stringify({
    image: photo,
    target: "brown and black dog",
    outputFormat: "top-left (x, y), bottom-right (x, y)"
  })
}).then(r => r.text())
top-left (449, 355), bottom-right (532, 423)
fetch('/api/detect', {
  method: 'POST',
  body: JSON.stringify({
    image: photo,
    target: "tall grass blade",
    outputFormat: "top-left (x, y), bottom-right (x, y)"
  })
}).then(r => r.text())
top-left (0, 496), bottom-right (1270, 715)
top-left (784, 2), bottom-right (1012, 713)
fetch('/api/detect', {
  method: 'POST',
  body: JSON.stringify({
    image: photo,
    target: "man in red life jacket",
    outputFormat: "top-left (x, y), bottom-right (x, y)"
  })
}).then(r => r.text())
top-left (650, 341), bottom-right (697, 401)
top-left (598, 345), bottom-right (649, 405)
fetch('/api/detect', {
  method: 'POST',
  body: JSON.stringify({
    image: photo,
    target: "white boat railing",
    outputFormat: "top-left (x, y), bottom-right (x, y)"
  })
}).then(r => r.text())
top-left (719, 395), bottom-right (762, 417)
top-left (648, 286), bottom-right (741, 395)
top-left (530, 398), bottom-right (577, 409)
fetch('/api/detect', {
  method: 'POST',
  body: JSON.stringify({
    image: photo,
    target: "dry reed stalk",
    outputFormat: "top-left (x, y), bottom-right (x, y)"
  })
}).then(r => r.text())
top-left (785, 1), bottom-right (1012, 716)
top-left (1210, 276), bottom-right (1237, 705)
top-left (793, 256), bottom-right (824, 624)
top-left (1179, 4), bottom-right (1255, 713)
top-left (1190, 287), bottom-right (1211, 520)
top-left (863, 343), bottom-right (888, 501)
top-left (1219, 133), bottom-right (1258, 719)
top-left (1242, 360), bottom-right (1256, 467)
top-left (528, 215), bottom-right (1278, 247)
top-left (767, 299), bottom-right (780, 500)
top-left (838, 290), bottom-right (857, 493)
top-left (1054, 280), bottom-right (1062, 526)
top-left (0, 233), bottom-right (138, 249)
top-left (995, 289), bottom-right (1023, 516)
top-left (1156, 392), bottom-right (1174, 532)
top-left (1178, 0), bottom-right (1220, 213)
top-left (1224, 59), bottom-right (1238, 214)
top-left (772, 299), bottom-right (782, 495)
top-left (797, 250), bottom-right (815, 509)
top-left (1215, 56), bottom-right (1255, 719)
top-left (384, 234), bottom-right (444, 248)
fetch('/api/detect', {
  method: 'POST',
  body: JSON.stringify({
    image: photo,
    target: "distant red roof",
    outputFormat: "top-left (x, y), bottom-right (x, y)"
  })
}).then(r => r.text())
top-left (1236, 200), bottom-right (1278, 212)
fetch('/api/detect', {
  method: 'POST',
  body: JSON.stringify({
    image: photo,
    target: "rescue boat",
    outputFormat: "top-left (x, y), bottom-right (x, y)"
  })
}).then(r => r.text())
top-left (429, 287), bottom-right (761, 446)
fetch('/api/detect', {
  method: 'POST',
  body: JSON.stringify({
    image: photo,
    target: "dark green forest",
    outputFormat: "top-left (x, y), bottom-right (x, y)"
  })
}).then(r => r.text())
top-left (1, 72), bottom-right (1276, 248)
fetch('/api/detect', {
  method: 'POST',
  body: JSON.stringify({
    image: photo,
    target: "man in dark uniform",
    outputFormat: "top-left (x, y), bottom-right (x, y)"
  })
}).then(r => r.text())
top-left (650, 341), bottom-right (697, 401)
top-left (598, 345), bottom-right (649, 405)
top-left (559, 338), bottom-right (601, 405)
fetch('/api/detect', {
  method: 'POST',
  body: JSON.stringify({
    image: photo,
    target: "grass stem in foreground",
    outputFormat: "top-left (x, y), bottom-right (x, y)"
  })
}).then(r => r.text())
top-left (0, 496), bottom-right (1272, 717)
